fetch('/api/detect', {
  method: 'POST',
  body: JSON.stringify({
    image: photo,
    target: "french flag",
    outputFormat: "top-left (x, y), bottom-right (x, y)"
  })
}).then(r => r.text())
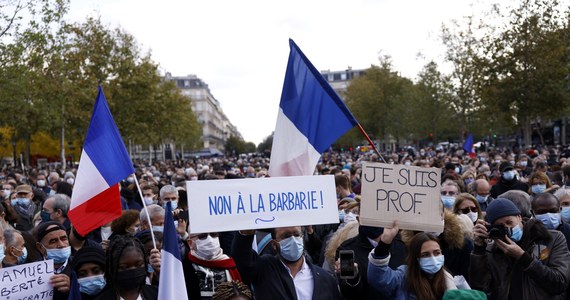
top-left (158, 201), bottom-right (188, 300)
top-left (463, 133), bottom-right (475, 158)
top-left (69, 86), bottom-right (134, 236)
top-left (269, 39), bottom-right (358, 177)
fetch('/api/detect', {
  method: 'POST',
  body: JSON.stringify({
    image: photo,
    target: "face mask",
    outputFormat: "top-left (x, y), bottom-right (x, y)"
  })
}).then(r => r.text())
top-left (147, 263), bottom-right (154, 273)
top-left (476, 195), bottom-right (488, 204)
top-left (152, 225), bottom-right (164, 233)
top-left (115, 267), bottom-right (146, 291)
top-left (40, 211), bottom-right (52, 223)
top-left (66, 178), bottom-right (75, 185)
top-left (535, 213), bottom-right (561, 230)
top-left (278, 236), bottom-right (304, 262)
top-left (195, 235), bottom-right (221, 260)
top-left (126, 177), bottom-right (135, 184)
top-left (495, 160), bottom-right (502, 164)
top-left (479, 157), bottom-right (486, 162)
top-left (78, 274), bottom-right (106, 296)
top-left (454, 167), bottom-right (461, 174)
top-left (509, 224), bottom-right (523, 242)
top-left (561, 207), bottom-right (570, 223)
top-left (509, 160), bottom-right (515, 165)
top-left (100, 226), bottom-right (112, 240)
top-left (143, 197), bottom-right (154, 205)
top-left (14, 247), bottom-right (27, 264)
top-left (163, 201), bottom-right (178, 210)
top-left (502, 171), bottom-right (515, 181)
top-left (16, 198), bottom-right (30, 206)
top-left (344, 212), bottom-right (358, 223)
top-left (46, 246), bottom-right (71, 264)
top-left (166, 171), bottom-right (173, 177)
top-left (520, 161), bottom-right (528, 167)
top-left (464, 178), bottom-right (474, 186)
top-left (190, 176), bottom-right (198, 181)
top-left (338, 210), bottom-right (346, 222)
top-left (0, 244), bottom-right (5, 263)
top-left (531, 184), bottom-right (546, 194)
top-left (466, 211), bottom-right (478, 223)
top-left (484, 171), bottom-right (491, 177)
top-left (441, 196), bottom-right (456, 209)
top-left (37, 180), bottom-right (46, 187)
top-left (2, 190), bottom-right (11, 198)
top-left (418, 255), bottom-right (445, 274)
top-left (404, 161), bottom-right (411, 166)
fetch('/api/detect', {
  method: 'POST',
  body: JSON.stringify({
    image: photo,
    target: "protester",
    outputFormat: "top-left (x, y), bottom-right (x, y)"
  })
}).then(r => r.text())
top-left (528, 172), bottom-right (554, 195)
top-left (490, 162), bottom-right (529, 198)
top-left (10, 184), bottom-right (37, 231)
top-left (453, 193), bottom-right (482, 224)
top-left (232, 226), bottom-right (341, 299)
top-left (368, 221), bottom-right (457, 299)
top-left (34, 221), bottom-right (72, 299)
top-left (470, 198), bottom-right (570, 299)
top-left (2, 229), bottom-right (28, 267)
top-left (95, 235), bottom-right (158, 299)
top-left (42, 194), bottom-right (71, 230)
top-left (441, 180), bottom-right (460, 210)
top-left (554, 188), bottom-right (570, 222)
top-left (72, 246), bottom-right (107, 299)
top-left (472, 179), bottom-right (493, 211)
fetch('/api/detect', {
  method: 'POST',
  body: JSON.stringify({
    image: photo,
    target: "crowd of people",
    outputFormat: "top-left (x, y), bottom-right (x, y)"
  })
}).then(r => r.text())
top-left (1, 144), bottom-right (570, 299)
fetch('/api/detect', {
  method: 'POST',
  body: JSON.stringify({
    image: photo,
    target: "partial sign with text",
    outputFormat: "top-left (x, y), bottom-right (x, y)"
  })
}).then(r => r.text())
top-left (0, 260), bottom-right (54, 300)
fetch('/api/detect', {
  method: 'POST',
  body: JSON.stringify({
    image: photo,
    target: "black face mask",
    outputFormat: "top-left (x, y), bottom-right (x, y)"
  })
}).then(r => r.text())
top-left (115, 267), bottom-right (147, 291)
top-left (359, 225), bottom-right (384, 240)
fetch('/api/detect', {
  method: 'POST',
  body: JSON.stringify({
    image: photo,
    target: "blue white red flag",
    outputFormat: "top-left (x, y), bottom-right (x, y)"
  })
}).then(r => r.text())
top-left (68, 86), bottom-right (134, 236)
top-left (158, 201), bottom-right (189, 300)
top-left (269, 39), bottom-right (358, 176)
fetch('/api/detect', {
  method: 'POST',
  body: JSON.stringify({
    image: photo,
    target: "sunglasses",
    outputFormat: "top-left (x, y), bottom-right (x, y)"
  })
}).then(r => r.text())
top-left (459, 207), bottom-right (478, 214)
top-left (441, 191), bottom-right (456, 196)
top-left (196, 233), bottom-right (219, 240)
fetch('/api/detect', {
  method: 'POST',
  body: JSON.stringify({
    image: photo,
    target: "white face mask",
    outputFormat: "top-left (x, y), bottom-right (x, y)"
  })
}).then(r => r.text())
top-left (37, 180), bottom-right (46, 187)
top-left (343, 212), bottom-right (358, 223)
top-left (466, 211), bottom-right (478, 223)
top-left (195, 235), bottom-right (221, 260)
top-left (66, 178), bottom-right (75, 185)
top-left (101, 226), bottom-right (112, 240)
top-left (143, 197), bottom-right (155, 205)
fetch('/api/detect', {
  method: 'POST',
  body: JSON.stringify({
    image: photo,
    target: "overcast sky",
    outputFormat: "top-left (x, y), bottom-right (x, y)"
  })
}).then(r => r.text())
top-left (68, 0), bottom-right (509, 145)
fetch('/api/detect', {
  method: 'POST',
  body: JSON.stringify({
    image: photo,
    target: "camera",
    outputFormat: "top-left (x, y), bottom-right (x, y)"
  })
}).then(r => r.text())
top-left (485, 224), bottom-right (509, 240)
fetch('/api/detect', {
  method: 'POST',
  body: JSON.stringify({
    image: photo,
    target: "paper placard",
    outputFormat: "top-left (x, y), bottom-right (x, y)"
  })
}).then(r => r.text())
top-left (187, 175), bottom-right (338, 233)
top-left (359, 162), bottom-right (444, 232)
top-left (0, 260), bottom-right (54, 299)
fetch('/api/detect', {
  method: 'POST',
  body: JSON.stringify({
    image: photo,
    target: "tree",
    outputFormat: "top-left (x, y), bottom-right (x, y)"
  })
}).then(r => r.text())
top-left (257, 133), bottom-right (273, 154)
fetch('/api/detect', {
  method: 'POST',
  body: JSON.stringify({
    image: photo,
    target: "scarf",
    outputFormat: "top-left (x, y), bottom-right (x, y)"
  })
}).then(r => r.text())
top-left (187, 252), bottom-right (242, 281)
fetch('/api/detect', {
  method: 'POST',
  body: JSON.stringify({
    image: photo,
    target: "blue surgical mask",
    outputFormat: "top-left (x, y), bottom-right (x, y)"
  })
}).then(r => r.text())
top-left (464, 178), bottom-right (474, 186)
top-left (147, 263), bottom-right (154, 273)
top-left (561, 207), bottom-right (570, 223)
top-left (278, 236), bottom-right (304, 262)
top-left (77, 274), bottom-right (106, 295)
top-left (152, 225), bottom-right (164, 233)
top-left (441, 196), bottom-right (455, 209)
top-left (502, 171), bottom-right (516, 181)
top-left (476, 195), bottom-right (488, 204)
top-left (40, 211), bottom-right (51, 222)
top-left (15, 247), bottom-right (27, 264)
top-left (338, 210), bottom-right (346, 222)
top-left (418, 255), bottom-right (445, 274)
top-left (15, 198), bottom-right (30, 206)
top-left (535, 213), bottom-right (561, 230)
top-left (164, 201), bottom-right (178, 210)
top-left (531, 184), bottom-right (546, 194)
top-left (46, 246), bottom-right (71, 264)
top-left (509, 224), bottom-right (523, 242)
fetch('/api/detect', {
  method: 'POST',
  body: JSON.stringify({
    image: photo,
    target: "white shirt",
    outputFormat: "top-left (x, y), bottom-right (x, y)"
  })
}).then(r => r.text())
top-left (282, 257), bottom-right (314, 300)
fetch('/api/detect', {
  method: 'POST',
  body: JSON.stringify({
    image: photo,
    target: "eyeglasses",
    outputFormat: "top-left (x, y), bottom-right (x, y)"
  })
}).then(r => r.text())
top-left (459, 207), bottom-right (478, 214)
top-left (441, 191), bottom-right (456, 196)
top-left (196, 233), bottom-right (219, 240)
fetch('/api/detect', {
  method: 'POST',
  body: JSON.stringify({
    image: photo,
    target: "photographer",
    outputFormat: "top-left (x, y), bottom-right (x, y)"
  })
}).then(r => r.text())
top-left (470, 198), bottom-right (570, 299)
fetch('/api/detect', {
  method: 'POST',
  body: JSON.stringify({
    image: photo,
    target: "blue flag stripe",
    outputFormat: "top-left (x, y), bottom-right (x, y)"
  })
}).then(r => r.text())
top-left (83, 86), bottom-right (134, 185)
top-left (163, 201), bottom-right (181, 259)
top-left (280, 39), bottom-right (358, 153)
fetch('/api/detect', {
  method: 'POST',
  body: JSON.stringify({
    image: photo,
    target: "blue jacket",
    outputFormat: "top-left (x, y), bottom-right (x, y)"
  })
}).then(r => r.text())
top-left (232, 232), bottom-right (341, 300)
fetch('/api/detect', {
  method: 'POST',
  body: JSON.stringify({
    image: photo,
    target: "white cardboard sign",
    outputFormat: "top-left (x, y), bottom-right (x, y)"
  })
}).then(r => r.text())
top-left (359, 162), bottom-right (444, 232)
top-left (186, 175), bottom-right (338, 233)
top-left (0, 260), bottom-right (54, 299)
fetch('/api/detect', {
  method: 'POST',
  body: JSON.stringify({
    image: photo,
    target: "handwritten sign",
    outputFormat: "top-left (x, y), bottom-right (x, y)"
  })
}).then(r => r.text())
top-left (0, 260), bottom-right (54, 300)
top-left (187, 175), bottom-right (338, 233)
top-left (359, 162), bottom-right (443, 232)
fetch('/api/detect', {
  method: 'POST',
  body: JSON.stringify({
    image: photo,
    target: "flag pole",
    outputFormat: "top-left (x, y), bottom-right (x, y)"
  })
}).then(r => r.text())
top-left (134, 175), bottom-right (157, 249)
top-left (357, 123), bottom-right (386, 163)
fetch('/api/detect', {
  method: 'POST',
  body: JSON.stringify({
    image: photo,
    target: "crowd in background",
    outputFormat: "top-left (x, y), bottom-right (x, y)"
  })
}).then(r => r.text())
top-left (0, 144), bottom-right (570, 299)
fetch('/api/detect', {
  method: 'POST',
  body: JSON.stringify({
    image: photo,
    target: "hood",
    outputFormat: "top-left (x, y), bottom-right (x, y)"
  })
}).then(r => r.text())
top-left (324, 221), bottom-right (360, 266)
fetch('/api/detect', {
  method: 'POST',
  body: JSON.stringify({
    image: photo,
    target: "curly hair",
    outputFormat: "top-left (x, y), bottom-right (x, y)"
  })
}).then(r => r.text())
top-left (111, 210), bottom-right (140, 234)
top-left (105, 235), bottom-right (148, 286)
top-left (212, 281), bottom-right (253, 300)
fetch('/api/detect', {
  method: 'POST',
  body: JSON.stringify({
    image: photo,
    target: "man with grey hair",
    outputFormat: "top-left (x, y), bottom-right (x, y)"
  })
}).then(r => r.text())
top-left (140, 204), bottom-right (165, 232)
top-left (498, 190), bottom-right (532, 219)
top-left (159, 184), bottom-right (179, 210)
top-left (42, 194), bottom-right (71, 230)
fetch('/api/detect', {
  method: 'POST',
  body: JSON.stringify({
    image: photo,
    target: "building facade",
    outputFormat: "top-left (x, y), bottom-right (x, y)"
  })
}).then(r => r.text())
top-left (165, 73), bottom-right (242, 153)
top-left (320, 67), bottom-right (366, 97)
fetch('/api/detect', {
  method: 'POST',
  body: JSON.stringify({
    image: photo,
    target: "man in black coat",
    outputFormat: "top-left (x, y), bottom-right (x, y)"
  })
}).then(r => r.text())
top-left (490, 162), bottom-right (529, 199)
top-left (232, 226), bottom-right (341, 300)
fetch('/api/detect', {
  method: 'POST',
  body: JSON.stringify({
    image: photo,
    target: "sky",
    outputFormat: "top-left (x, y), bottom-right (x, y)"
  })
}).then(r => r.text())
top-left (67, 0), bottom-right (508, 145)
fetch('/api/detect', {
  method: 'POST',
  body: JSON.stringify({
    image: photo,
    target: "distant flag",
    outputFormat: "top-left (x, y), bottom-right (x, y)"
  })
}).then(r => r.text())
top-left (269, 39), bottom-right (358, 177)
top-left (158, 201), bottom-right (189, 300)
top-left (68, 86), bottom-right (135, 236)
top-left (463, 133), bottom-right (475, 158)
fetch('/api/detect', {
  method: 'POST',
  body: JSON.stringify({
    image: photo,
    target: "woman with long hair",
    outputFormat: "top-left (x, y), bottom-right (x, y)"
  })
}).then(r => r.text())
top-left (367, 221), bottom-right (456, 299)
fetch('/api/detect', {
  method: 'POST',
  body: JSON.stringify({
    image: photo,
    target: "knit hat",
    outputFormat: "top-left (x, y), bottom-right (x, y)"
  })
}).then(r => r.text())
top-left (71, 246), bottom-right (105, 272)
top-left (443, 289), bottom-right (487, 300)
top-left (485, 198), bottom-right (521, 224)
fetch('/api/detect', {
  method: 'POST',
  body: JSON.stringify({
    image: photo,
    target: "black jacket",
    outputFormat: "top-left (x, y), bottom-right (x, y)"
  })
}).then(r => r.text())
top-left (490, 177), bottom-right (530, 199)
top-left (337, 233), bottom-right (406, 300)
top-left (232, 232), bottom-right (341, 300)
